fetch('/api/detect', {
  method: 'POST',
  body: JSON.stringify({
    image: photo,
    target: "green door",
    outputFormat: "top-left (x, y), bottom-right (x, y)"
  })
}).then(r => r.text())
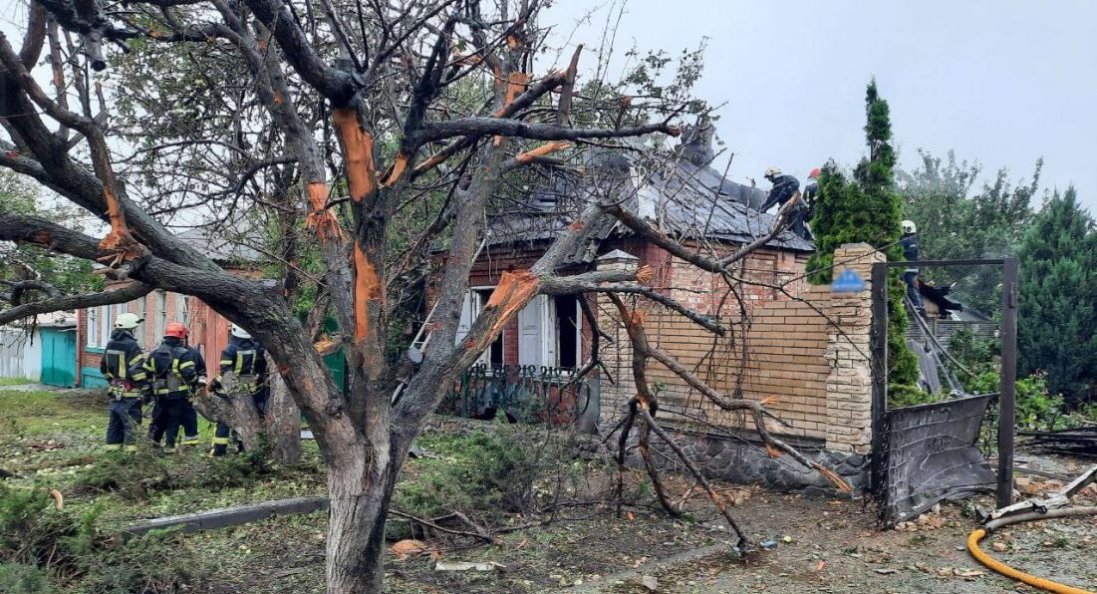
top-left (41, 328), bottom-right (77, 387)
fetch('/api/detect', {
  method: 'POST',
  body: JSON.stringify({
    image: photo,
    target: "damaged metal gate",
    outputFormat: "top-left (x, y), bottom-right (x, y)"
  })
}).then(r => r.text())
top-left (868, 258), bottom-right (1019, 525)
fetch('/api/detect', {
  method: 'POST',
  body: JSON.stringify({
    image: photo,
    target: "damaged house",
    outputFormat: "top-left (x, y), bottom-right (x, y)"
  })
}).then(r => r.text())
top-left (433, 127), bottom-right (889, 491)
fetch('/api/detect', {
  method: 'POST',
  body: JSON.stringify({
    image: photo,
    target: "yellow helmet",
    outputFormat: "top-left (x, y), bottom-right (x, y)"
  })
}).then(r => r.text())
top-left (901, 220), bottom-right (917, 234)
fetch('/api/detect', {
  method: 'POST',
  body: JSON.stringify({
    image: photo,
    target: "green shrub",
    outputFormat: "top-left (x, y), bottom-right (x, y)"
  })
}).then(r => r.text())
top-left (0, 486), bottom-right (204, 593)
top-left (395, 421), bottom-right (584, 526)
top-left (888, 384), bottom-right (937, 408)
top-left (73, 444), bottom-right (289, 501)
top-left (967, 370), bottom-right (1062, 431)
top-left (0, 562), bottom-right (58, 594)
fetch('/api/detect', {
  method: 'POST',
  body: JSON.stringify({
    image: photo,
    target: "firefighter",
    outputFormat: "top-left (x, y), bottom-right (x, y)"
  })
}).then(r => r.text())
top-left (900, 220), bottom-right (925, 318)
top-left (803, 167), bottom-right (821, 223)
top-left (209, 324), bottom-right (268, 457)
top-left (760, 167), bottom-right (811, 240)
top-left (101, 312), bottom-right (147, 451)
top-left (141, 322), bottom-right (207, 452)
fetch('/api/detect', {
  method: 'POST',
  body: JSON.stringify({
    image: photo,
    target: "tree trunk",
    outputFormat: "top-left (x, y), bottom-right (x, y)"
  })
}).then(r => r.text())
top-left (325, 459), bottom-right (395, 594)
top-left (194, 370), bottom-right (301, 465)
top-left (266, 367), bottom-right (301, 464)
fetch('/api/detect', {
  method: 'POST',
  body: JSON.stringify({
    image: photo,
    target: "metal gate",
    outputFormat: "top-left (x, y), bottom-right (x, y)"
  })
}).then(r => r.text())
top-left (444, 364), bottom-right (600, 428)
top-left (869, 258), bottom-right (1018, 525)
top-left (41, 327), bottom-right (77, 387)
top-left (874, 395), bottom-right (997, 524)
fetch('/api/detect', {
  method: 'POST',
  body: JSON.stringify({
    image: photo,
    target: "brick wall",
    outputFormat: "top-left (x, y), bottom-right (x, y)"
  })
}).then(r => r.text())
top-left (597, 243), bottom-right (882, 452)
top-left (76, 281), bottom-right (250, 386)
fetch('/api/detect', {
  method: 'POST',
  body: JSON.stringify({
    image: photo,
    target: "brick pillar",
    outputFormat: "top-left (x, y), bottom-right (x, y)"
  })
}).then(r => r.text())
top-left (825, 243), bottom-right (884, 454)
top-left (595, 249), bottom-right (639, 427)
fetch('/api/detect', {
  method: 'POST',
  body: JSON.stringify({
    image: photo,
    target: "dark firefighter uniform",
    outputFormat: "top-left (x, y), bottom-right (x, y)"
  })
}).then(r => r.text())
top-left (141, 336), bottom-right (206, 450)
top-left (101, 329), bottom-right (147, 450)
top-left (900, 222), bottom-right (924, 317)
top-left (761, 173), bottom-right (812, 240)
top-left (211, 335), bottom-right (268, 456)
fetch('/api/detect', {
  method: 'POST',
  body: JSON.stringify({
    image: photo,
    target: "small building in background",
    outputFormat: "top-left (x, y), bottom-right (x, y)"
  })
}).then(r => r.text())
top-left (0, 311), bottom-right (77, 386)
top-left (75, 229), bottom-right (265, 387)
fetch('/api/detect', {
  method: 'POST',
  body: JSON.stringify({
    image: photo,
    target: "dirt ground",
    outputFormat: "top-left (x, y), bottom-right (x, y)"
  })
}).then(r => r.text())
top-left (185, 486), bottom-right (1097, 594)
top-left (5, 387), bottom-right (1097, 593)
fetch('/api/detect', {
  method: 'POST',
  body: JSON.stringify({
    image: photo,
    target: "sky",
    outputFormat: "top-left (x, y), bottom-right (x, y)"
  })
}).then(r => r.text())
top-left (541, 0), bottom-right (1097, 213)
top-left (1, 0), bottom-right (1094, 215)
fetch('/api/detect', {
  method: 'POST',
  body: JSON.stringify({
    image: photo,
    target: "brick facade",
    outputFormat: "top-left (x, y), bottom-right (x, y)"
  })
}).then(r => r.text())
top-left (76, 281), bottom-right (251, 387)
top-left (596, 242), bottom-right (881, 452)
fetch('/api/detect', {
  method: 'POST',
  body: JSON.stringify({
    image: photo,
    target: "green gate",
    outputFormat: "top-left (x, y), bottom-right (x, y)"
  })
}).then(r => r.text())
top-left (40, 328), bottom-right (77, 387)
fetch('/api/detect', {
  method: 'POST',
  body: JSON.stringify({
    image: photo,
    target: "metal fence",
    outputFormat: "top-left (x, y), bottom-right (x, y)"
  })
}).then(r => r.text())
top-left (443, 364), bottom-right (600, 428)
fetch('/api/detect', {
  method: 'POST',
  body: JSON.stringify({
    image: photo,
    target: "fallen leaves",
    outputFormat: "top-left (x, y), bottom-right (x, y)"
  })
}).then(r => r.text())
top-left (390, 539), bottom-right (430, 561)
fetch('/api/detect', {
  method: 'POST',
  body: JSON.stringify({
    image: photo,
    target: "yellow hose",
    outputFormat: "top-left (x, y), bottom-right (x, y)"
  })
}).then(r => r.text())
top-left (967, 528), bottom-right (1095, 594)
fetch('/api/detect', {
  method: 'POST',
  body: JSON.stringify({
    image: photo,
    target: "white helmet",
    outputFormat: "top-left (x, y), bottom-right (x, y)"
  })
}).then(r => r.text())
top-left (114, 312), bottom-right (143, 330)
top-left (764, 166), bottom-right (782, 179)
top-left (901, 220), bottom-right (917, 234)
top-left (230, 324), bottom-right (252, 339)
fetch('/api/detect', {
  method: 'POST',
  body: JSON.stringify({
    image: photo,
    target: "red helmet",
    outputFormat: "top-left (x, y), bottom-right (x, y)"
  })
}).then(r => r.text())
top-left (808, 167), bottom-right (822, 180)
top-left (165, 322), bottom-right (188, 339)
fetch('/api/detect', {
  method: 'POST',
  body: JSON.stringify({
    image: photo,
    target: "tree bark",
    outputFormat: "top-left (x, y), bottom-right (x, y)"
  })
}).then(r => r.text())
top-left (195, 369), bottom-right (301, 465)
top-left (266, 365), bottom-right (302, 464)
top-left (325, 456), bottom-right (396, 594)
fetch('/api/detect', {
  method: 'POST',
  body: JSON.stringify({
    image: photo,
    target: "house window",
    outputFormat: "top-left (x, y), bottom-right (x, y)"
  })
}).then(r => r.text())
top-left (554, 295), bottom-right (581, 369)
top-left (154, 290), bottom-right (167, 340)
top-left (134, 294), bottom-right (147, 320)
top-left (517, 295), bottom-right (583, 369)
top-left (173, 293), bottom-right (188, 326)
top-left (455, 288), bottom-right (505, 368)
top-left (86, 304), bottom-right (113, 349)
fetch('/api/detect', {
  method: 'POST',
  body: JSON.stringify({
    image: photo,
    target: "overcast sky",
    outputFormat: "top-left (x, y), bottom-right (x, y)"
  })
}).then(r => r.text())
top-left (544, 0), bottom-right (1097, 213)
top-left (1, 0), bottom-right (1093, 215)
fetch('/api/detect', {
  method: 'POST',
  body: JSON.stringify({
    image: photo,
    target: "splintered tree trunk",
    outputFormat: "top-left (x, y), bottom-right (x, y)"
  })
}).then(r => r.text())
top-left (195, 369), bottom-right (301, 464)
top-left (326, 458), bottom-right (396, 594)
top-left (265, 369), bottom-right (301, 464)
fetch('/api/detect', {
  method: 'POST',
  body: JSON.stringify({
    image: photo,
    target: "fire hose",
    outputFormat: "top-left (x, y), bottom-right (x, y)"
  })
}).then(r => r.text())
top-left (968, 466), bottom-right (1097, 594)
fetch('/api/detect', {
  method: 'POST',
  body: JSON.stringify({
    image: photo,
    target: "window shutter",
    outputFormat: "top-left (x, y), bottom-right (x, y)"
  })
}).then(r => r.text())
top-left (518, 295), bottom-right (545, 366)
top-left (544, 297), bottom-right (558, 368)
top-left (455, 291), bottom-right (474, 345)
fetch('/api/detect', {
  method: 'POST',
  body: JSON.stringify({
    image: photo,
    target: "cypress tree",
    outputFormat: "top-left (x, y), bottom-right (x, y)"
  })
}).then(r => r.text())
top-left (807, 80), bottom-right (918, 388)
top-left (1018, 189), bottom-right (1097, 406)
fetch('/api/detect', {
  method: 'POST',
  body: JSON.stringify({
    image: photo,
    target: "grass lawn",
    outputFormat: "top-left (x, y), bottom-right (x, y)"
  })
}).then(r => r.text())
top-left (0, 376), bottom-right (36, 386)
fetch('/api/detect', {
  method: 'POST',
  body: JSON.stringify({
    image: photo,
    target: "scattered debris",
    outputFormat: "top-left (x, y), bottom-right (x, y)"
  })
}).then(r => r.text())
top-left (49, 488), bottom-right (63, 510)
top-left (1021, 426), bottom-right (1097, 458)
top-left (391, 539), bottom-right (430, 561)
top-left (874, 568), bottom-right (897, 575)
top-left (434, 561), bottom-right (505, 572)
top-left (759, 539), bottom-right (778, 550)
top-left (639, 575), bottom-right (659, 591)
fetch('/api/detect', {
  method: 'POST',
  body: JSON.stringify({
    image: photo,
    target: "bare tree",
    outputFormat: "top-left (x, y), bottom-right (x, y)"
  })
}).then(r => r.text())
top-left (0, 1), bottom-right (685, 591)
top-left (0, 0), bottom-right (855, 590)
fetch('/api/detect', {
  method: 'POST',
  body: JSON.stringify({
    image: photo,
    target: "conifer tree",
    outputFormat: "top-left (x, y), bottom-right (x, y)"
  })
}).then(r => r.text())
top-left (1019, 189), bottom-right (1097, 406)
top-left (807, 81), bottom-right (918, 388)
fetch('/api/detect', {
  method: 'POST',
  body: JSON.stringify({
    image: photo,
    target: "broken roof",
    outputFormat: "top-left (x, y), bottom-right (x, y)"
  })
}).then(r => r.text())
top-left (487, 146), bottom-right (814, 265)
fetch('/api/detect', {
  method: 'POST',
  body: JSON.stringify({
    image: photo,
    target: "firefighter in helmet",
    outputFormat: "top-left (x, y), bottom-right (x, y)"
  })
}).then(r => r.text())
top-left (761, 167), bottom-right (812, 240)
top-left (101, 312), bottom-right (147, 451)
top-left (140, 322), bottom-right (207, 452)
top-left (209, 323), bottom-right (268, 457)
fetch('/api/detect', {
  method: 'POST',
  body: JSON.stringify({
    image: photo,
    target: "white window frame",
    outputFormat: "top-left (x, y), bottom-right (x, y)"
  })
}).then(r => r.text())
top-left (154, 290), bottom-right (167, 340)
top-left (455, 287), bottom-right (505, 367)
top-left (86, 304), bottom-right (115, 349)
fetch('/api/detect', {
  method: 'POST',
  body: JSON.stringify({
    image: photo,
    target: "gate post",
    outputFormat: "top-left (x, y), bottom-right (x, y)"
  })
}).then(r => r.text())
top-left (997, 257), bottom-right (1019, 508)
top-left (824, 244), bottom-right (882, 454)
top-left (868, 261), bottom-right (889, 495)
